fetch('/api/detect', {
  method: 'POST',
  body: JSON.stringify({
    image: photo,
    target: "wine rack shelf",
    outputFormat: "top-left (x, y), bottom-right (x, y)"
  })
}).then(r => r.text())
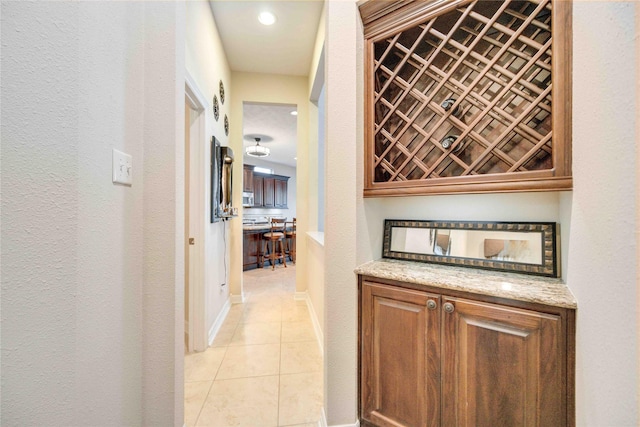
top-left (360, 0), bottom-right (572, 196)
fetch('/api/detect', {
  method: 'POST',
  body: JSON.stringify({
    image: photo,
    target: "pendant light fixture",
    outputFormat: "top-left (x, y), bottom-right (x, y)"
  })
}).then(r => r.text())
top-left (245, 137), bottom-right (270, 157)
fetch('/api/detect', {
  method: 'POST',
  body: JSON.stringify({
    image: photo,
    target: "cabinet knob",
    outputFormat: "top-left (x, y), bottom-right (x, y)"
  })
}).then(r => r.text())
top-left (443, 302), bottom-right (455, 313)
top-left (427, 300), bottom-right (437, 310)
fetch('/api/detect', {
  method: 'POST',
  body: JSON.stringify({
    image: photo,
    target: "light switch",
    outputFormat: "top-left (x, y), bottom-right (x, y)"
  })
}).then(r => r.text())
top-left (112, 149), bottom-right (133, 186)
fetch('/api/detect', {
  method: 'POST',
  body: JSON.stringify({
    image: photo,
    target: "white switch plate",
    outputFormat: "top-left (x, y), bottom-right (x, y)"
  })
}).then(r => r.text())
top-left (112, 149), bottom-right (133, 186)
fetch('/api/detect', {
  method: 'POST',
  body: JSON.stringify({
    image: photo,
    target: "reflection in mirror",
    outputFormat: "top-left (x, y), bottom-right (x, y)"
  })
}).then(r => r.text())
top-left (384, 220), bottom-right (558, 277)
top-left (390, 228), bottom-right (543, 265)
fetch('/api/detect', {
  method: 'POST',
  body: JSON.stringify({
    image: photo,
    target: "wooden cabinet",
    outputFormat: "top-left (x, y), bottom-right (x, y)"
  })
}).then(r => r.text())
top-left (274, 178), bottom-right (288, 208)
top-left (358, 0), bottom-right (572, 196)
top-left (359, 279), bottom-right (574, 427)
top-left (243, 165), bottom-right (254, 192)
top-left (263, 177), bottom-right (275, 208)
top-left (247, 172), bottom-right (289, 209)
top-left (361, 283), bottom-right (441, 427)
top-left (242, 229), bottom-right (263, 270)
top-left (253, 175), bottom-right (264, 207)
top-left (441, 296), bottom-right (565, 427)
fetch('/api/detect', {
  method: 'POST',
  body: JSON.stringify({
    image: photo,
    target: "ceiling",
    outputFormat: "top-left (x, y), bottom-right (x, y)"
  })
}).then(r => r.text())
top-left (209, 1), bottom-right (323, 169)
top-left (242, 103), bottom-right (298, 168)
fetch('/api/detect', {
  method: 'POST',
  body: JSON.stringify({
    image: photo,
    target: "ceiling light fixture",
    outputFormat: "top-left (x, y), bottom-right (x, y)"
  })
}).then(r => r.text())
top-left (290, 110), bottom-right (298, 116)
top-left (258, 11), bottom-right (276, 26)
top-left (246, 137), bottom-right (270, 157)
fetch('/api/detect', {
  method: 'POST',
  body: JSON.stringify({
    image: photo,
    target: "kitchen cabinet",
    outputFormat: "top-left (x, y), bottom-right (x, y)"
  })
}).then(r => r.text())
top-left (358, 0), bottom-right (572, 196)
top-left (263, 177), bottom-right (275, 208)
top-left (243, 165), bottom-right (254, 192)
top-left (359, 277), bottom-right (575, 427)
top-left (253, 175), bottom-right (264, 207)
top-left (243, 229), bottom-right (263, 270)
top-left (274, 178), bottom-right (288, 208)
top-left (248, 172), bottom-right (289, 209)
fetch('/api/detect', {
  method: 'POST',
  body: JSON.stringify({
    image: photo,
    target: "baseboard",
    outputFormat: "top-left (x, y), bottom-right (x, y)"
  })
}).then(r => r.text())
top-left (329, 421), bottom-right (359, 427)
top-left (295, 291), bottom-right (324, 354)
top-left (319, 408), bottom-right (327, 427)
top-left (208, 299), bottom-right (231, 346)
top-left (230, 292), bottom-right (245, 304)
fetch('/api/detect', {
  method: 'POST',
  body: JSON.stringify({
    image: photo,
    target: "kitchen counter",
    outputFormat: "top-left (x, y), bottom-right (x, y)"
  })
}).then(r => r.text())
top-left (243, 225), bottom-right (295, 271)
top-left (355, 258), bottom-right (577, 309)
top-left (242, 223), bottom-right (271, 231)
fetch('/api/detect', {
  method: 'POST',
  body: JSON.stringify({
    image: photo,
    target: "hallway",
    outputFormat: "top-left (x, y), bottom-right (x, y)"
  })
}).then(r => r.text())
top-left (184, 265), bottom-right (323, 426)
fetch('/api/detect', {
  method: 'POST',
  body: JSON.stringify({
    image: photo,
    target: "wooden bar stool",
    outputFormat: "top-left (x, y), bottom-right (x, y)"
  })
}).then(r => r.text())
top-left (285, 218), bottom-right (296, 264)
top-left (261, 218), bottom-right (287, 270)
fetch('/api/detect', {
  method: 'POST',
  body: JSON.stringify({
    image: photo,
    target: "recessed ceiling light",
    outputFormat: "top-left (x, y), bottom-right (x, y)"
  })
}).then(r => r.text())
top-left (294, 157), bottom-right (297, 160)
top-left (290, 111), bottom-right (298, 116)
top-left (258, 11), bottom-right (276, 26)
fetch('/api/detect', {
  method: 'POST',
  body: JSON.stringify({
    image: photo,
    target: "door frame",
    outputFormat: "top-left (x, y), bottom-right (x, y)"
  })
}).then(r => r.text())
top-left (185, 71), bottom-right (208, 352)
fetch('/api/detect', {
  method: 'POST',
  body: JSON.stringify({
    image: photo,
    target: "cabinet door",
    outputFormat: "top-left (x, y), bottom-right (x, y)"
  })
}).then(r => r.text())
top-left (442, 297), bottom-right (565, 427)
top-left (243, 166), bottom-right (254, 192)
top-left (361, 282), bottom-right (441, 427)
top-left (274, 179), bottom-right (288, 208)
top-left (242, 231), bottom-right (259, 270)
top-left (253, 175), bottom-right (264, 207)
top-left (263, 177), bottom-right (275, 208)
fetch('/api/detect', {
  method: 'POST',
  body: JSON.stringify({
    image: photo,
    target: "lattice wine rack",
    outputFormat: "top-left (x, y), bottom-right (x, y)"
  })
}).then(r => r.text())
top-left (360, 0), bottom-right (572, 196)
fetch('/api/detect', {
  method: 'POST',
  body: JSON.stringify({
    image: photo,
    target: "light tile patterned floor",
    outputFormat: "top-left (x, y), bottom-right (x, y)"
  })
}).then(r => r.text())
top-left (185, 265), bottom-right (323, 427)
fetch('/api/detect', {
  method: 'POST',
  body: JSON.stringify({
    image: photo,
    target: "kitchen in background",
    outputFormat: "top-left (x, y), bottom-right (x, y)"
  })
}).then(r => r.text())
top-left (242, 102), bottom-right (297, 271)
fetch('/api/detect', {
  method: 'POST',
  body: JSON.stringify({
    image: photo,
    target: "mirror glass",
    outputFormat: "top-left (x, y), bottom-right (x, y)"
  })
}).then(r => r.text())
top-left (383, 220), bottom-right (558, 277)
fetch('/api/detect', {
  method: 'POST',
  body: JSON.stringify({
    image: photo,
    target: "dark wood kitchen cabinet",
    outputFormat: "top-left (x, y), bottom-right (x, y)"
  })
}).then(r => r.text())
top-left (248, 172), bottom-right (289, 209)
top-left (243, 229), bottom-right (263, 270)
top-left (243, 165), bottom-right (254, 192)
top-left (274, 178), bottom-right (288, 208)
top-left (358, 0), bottom-right (572, 196)
top-left (263, 177), bottom-right (275, 208)
top-left (359, 279), bottom-right (574, 427)
top-left (253, 175), bottom-right (264, 207)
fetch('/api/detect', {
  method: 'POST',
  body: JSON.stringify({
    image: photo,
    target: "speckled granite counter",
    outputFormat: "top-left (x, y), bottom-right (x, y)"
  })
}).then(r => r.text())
top-left (355, 258), bottom-right (576, 309)
top-left (243, 224), bottom-right (271, 231)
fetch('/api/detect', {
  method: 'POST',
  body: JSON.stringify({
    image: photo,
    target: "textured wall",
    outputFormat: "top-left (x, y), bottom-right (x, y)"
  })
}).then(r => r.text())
top-left (569, 2), bottom-right (638, 425)
top-left (1, 1), bottom-right (147, 424)
top-left (1, 1), bottom-right (186, 424)
top-left (186, 0), bottom-right (232, 338)
top-left (324, 1), bottom-right (360, 424)
top-left (141, 2), bottom-right (185, 425)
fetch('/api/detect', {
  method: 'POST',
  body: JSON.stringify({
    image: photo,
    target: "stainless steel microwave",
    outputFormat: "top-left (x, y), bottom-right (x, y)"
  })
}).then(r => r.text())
top-left (242, 192), bottom-right (254, 207)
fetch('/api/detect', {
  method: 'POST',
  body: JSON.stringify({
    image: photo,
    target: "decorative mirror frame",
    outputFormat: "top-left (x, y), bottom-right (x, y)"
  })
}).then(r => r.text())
top-left (383, 220), bottom-right (559, 277)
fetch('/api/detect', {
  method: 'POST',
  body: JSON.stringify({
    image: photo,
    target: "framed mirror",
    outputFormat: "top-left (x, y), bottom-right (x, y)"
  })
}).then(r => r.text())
top-left (383, 220), bottom-right (559, 277)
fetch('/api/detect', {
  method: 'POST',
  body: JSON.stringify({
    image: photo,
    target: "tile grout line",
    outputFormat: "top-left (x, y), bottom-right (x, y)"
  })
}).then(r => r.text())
top-left (193, 303), bottom-right (238, 427)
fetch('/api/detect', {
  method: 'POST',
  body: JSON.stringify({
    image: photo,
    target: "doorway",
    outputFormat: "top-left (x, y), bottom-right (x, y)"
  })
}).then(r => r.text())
top-left (185, 77), bottom-right (208, 353)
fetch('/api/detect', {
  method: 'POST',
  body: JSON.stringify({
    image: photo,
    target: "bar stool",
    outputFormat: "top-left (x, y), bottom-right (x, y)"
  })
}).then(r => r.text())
top-left (261, 218), bottom-right (287, 270)
top-left (285, 218), bottom-right (296, 264)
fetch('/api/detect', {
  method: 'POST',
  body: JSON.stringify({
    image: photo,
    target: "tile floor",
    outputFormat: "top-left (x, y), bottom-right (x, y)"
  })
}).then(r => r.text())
top-left (185, 264), bottom-right (323, 427)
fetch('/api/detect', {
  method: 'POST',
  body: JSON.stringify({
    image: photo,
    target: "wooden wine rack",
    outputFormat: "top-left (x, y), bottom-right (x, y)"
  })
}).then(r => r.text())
top-left (360, 0), bottom-right (572, 196)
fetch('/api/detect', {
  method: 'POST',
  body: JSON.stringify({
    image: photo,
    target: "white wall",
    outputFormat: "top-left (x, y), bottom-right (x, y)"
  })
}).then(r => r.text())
top-left (1, 1), bottom-right (186, 424)
top-left (324, 2), bottom-right (360, 424)
top-left (243, 157), bottom-right (297, 221)
top-left (185, 0), bottom-right (233, 338)
top-left (325, 1), bottom-right (638, 425)
top-left (568, 3), bottom-right (638, 425)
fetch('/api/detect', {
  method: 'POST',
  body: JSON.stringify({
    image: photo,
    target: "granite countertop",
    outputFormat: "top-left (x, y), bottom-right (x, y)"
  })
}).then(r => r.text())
top-left (355, 259), bottom-right (577, 309)
top-left (243, 224), bottom-right (271, 231)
